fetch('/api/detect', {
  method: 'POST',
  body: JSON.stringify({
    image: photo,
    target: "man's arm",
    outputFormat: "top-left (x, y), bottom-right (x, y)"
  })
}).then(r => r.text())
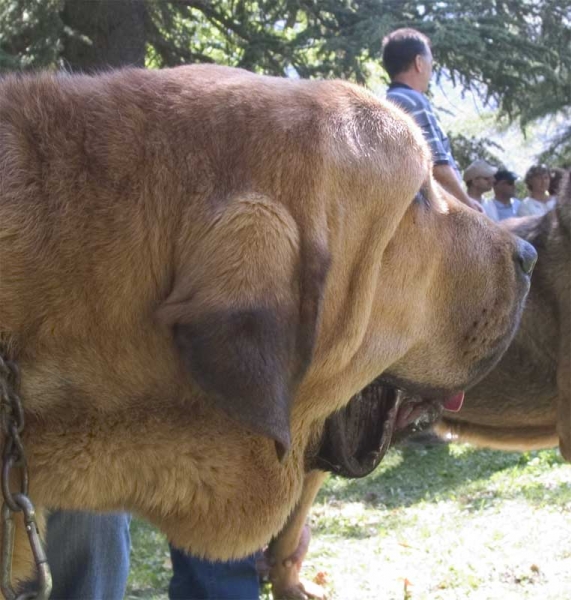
top-left (433, 164), bottom-right (483, 212)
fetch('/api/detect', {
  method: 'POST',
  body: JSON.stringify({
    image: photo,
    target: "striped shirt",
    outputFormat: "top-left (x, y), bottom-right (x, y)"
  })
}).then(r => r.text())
top-left (387, 83), bottom-right (459, 175)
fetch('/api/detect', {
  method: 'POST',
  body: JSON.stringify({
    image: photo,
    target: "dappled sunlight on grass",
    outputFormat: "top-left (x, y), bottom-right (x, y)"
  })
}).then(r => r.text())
top-left (303, 445), bottom-right (571, 599)
top-left (318, 444), bottom-right (569, 509)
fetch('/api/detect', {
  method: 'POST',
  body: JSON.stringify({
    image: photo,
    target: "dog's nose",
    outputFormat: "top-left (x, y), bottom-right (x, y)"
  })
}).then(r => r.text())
top-left (515, 238), bottom-right (537, 276)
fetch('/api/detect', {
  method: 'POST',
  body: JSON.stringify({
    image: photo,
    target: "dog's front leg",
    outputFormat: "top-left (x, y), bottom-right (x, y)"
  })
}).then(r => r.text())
top-left (268, 470), bottom-right (327, 600)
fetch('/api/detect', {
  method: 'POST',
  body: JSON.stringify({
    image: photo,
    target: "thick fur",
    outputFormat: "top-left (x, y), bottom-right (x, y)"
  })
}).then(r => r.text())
top-left (436, 173), bottom-right (570, 455)
top-left (0, 65), bottom-right (532, 583)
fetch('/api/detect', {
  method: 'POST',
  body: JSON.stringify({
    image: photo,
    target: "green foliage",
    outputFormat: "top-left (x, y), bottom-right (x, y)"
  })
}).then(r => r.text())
top-left (448, 132), bottom-right (504, 172)
top-left (537, 114), bottom-right (571, 167)
top-left (0, 0), bottom-right (63, 70)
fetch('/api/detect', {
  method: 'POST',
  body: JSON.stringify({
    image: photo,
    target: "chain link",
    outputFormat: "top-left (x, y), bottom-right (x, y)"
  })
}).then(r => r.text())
top-left (0, 354), bottom-right (52, 600)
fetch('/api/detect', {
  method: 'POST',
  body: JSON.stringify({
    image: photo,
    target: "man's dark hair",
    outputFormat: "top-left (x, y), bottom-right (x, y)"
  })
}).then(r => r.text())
top-left (494, 169), bottom-right (518, 185)
top-left (382, 28), bottom-right (431, 79)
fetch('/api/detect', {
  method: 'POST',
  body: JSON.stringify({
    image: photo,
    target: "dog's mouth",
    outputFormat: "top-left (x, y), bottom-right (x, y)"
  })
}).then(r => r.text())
top-left (311, 379), bottom-right (464, 478)
top-left (392, 386), bottom-right (464, 442)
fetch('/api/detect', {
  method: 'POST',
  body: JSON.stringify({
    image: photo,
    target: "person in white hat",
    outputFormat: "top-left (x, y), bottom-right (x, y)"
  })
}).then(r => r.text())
top-left (464, 159), bottom-right (498, 206)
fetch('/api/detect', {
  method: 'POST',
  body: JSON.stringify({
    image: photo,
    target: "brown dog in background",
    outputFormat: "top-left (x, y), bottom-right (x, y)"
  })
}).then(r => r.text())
top-left (437, 172), bottom-right (570, 456)
top-left (0, 65), bottom-right (535, 587)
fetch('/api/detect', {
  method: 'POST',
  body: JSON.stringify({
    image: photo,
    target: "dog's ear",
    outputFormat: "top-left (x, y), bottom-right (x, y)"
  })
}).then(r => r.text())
top-left (157, 196), bottom-right (329, 458)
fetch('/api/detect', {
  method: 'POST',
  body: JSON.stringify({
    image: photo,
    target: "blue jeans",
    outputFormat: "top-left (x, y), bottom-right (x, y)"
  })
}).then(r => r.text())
top-left (169, 545), bottom-right (260, 600)
top-left (44, 511), bottom-right (131, 600)
top-left (24, 510), bottom-right (131, 600)
top-left (39, 511), bottom-right (260, 600)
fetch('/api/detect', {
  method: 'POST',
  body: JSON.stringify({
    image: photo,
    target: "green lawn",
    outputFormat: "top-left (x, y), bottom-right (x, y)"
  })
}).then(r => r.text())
top-left (126, 443), bottom-right (571, 599)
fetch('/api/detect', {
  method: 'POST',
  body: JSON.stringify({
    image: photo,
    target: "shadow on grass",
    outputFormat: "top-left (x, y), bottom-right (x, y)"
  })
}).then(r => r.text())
top-left (317, 443), bottom-right (566, 510)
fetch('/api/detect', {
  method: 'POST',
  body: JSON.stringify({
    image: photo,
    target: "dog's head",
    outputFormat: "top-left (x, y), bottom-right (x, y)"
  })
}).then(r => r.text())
top-left (369, 183), bottom-right (535, 398)
top-left (155, 66), bottom-right (535, 457)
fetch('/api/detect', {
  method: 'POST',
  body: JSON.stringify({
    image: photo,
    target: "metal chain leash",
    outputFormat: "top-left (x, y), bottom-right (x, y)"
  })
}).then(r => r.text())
top-left (0, 354), bottom-right (51, 600)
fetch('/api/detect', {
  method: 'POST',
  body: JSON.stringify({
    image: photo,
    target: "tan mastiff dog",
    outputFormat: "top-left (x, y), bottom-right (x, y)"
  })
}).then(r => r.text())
top-left (0, 64), bottom-right (535, 588)
top-left (437, 172), bottom-right (570, 455)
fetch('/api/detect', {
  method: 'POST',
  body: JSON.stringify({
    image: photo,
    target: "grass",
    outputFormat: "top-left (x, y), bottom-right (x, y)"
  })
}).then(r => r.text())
top-left (126, 443), bottom-right (571, 599)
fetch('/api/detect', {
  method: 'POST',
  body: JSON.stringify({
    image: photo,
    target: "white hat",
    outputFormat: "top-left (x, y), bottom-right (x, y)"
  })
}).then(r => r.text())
top-left (463, 159), bottom-right (498, 183)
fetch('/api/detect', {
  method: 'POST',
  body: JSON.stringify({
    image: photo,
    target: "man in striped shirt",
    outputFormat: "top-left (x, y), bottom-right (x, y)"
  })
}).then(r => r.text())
top-left (382, 28), bottom-right (482, 212)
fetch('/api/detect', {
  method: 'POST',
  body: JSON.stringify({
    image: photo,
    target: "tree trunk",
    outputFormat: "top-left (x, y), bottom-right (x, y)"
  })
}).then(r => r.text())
top-left (60, 0), bottom-right (146, 72)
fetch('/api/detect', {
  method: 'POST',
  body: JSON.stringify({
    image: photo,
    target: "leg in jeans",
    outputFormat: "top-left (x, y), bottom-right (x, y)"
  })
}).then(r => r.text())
top-left (44, 511), bottom-right (131, 600)
top-left (169, 545), bottom-right (260, 600)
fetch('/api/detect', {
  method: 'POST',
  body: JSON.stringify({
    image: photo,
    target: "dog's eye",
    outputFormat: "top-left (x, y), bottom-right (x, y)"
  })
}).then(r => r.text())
top-left (413, 188), bottom-right (431, 209)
